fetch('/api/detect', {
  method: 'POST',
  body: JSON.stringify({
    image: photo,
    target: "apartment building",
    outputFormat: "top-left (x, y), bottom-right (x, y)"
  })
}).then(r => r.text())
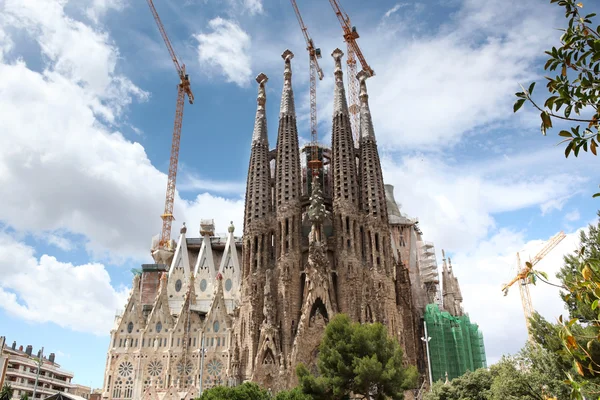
top-left (1, 338), bottom-right (75, 399)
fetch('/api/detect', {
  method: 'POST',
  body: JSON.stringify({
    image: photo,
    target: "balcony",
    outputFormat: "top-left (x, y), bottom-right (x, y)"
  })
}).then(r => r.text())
top-left (6, 367), bottom-right (73, 388)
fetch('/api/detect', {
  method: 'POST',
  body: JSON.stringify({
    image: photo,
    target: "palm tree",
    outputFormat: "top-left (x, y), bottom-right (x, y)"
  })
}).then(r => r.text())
top-left (19, 393), bottom-right (29, 400)
top-left (0, 383), bottom-right (14, 400)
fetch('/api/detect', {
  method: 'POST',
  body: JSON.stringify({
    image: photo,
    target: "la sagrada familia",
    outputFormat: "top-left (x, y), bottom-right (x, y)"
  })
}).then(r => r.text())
top-left (101, 48), bottom-right (465, 399)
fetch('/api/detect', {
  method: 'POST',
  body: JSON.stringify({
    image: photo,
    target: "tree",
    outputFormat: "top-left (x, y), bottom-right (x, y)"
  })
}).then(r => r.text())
top-left (20, 394), bottom-right (29, 400)
top-left (423, 345), bottom-right (569, 400)
top-left (514, 0), bottom-right (600, 152)
top-left (0, 384), bottom-right (13, 400)
top-left (196, 382), bottom-right (311, 400)
top-left (197, 382), bottom-right (271, 400)
top-left (513, 0), bottom-right (600, 195)
top-left (297, 314), bottom-right (419, 400)
top-left (527, 212), bottom-right (600, 399)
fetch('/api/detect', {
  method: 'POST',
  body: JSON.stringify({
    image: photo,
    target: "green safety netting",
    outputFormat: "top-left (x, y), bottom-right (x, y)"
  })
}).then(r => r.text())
top-left (424, 303), bottom-right (487, 382)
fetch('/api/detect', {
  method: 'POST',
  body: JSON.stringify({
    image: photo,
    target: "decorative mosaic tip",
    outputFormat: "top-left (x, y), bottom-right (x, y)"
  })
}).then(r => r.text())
top-left (228, 221), bottom-right (235, 233)
top-left (180, 222), bottom-right (187, 234)
top-left (256, 73), bottom-right (268, 107)
top-left (357, 70), bottom-right (369, 101)
top-left (282, 49), bottom-right (294, 82)
top-left (332, 48), bottom-right (344, 72)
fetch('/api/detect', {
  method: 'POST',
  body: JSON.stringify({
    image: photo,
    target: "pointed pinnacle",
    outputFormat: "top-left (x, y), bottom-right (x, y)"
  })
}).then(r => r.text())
top-left (357, 70), bottom-right (369, 102)
top-left (256, 73), bottom-right (268, 108)
top-left (332, 48), bottom-right (344, 80)
top-left (282, 49), bottom-right (294, 82)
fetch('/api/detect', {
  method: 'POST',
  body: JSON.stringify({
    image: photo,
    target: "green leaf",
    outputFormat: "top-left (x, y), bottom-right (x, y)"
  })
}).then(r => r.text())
top-left (592, 299), bottom-right (599, 310)
top-left (513, 99), bottom-right (526, 113)
top-left (565, 140), bottom-right (574, 157)
top-left (541, 111), bottom-right (553, 129)
top-left (565, 104), bottom-right (573, 118)
top-left (559, 130), bottom-right (573, 137)
top-left (528, 82), bottom-right (536, 94)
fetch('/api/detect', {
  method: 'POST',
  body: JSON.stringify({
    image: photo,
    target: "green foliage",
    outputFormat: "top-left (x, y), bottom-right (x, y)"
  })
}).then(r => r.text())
top-left (514, 0), bottom-right (600, 149)
top-left (297, 314), bottom-right (418, 400)
top-left (513, 0), bottom-right (600, 196)
top-left (0, 384), bottom-right (13, 400)
top-left (423, 345), bottom-right (570, 400)
top-left (196, 382), bottom-right (311, 400)
top-left (526, 211), bottom-right (600, 399)
top-left (20, 394), bottom-right (29, 400)
top-left (558, 211), bottom-right (600, 322)
top-left (197, 382), bottom-right (272, 400)
top-left (273, 387), bottom-right (312, 400)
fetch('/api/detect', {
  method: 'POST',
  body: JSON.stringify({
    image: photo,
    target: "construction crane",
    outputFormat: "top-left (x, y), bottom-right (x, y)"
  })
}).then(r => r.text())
top-left (146, 0), bottom-right (194, 250)
top-left (502, 231), bottom-right (566, 339)
top-left (328, 0), bottom-right (374, 145)
top-left (290, 0), bottom-right (324, 176)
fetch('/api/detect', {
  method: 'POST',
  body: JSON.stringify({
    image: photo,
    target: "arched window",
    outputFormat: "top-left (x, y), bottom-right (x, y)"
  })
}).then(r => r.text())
top-left (127, 322), bottom-right (133, 334)
top-left (112, 378), bottom-right (123, 398)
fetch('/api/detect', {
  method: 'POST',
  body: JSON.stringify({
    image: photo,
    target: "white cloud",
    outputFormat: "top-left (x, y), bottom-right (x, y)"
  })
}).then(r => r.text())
top-left (0, 0), bottom-right (244, 264)
top-left (308, 0), bottom-right (560, 151)
top-left (194, 17), bottom-right (252, 87)
top-left (381, 151), bottom-right (585, 253)
top-left (0, 233), bottom-right (129, 335)
top-left (383, 3), bottom-right (409, 18)
top-left (451, 227), bottom-right (583, 363)
top-left (84, 0), bottom-right (126, 23)
top-left (565, 209), bottom-right (580, 222)
top-left (240, 0), bottom-right (263, 15)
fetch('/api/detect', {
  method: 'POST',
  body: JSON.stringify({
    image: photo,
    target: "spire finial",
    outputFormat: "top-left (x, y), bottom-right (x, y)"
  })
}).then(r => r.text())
top-left (357, 70), bottom-right (375, 139)
top-left (180, 222), bottom-right (187, 234)
top-left (252, 73), bottom-right (269, 143)
top-left (332, 48), bottom-right (344, 82)
top-left (331, 48), bottom-right (349, 116)
top-left (357, 70), bottom-right (369, 102)
top-left (228, 221), bottom-right (235, 233)
top-left (256, 73), bottom-right (268, 108)
top-left (282, 49), bottom-right (294, 82)
top-left (442, 249), bottom-right (446, 260)
top-left (279, 49), bottom-right (296, 117)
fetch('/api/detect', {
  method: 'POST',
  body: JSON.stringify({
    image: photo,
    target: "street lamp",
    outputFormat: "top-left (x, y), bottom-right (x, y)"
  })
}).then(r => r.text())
top-left (198, 338), bottom-right (208, 395)
top-left (421, 321), bottom-right (433, 388)
top-left (32, 347), bottom-right (44, 400)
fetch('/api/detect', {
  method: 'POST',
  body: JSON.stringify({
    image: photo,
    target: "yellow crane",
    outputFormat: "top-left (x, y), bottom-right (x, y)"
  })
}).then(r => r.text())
top-left (502, 231), bottom-right (566, 339)
top-left (327, 0), bottom-right (374, 145)
top-left (146, 0), bottom-right (194, 251)
top-left (290, 0), bottom-right (324, 176)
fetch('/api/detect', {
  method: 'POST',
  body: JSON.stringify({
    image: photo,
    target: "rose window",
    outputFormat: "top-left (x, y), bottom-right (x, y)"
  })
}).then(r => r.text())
top-left (147, 360), bottom-right (163, 377)
top-left (206, 359), bottom-right (223, 377)
top-left (177, 359), bottom-right (193, 376)
top-left (118, 361), bottom-right (134, 377)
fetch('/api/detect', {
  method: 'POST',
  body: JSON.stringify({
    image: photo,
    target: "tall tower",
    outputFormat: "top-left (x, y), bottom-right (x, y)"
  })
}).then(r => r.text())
top-left (357, 70), bottom-right (390, 273)
top-left (273, 49), bottom-right (303, 364)
top-left (330, 48), bottom-right (361, 317)
top-left (236, 73), bottom-right (275, 381)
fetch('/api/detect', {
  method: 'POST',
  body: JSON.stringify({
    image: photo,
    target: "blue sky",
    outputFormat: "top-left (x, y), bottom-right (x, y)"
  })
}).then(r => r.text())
top-left (1, 0), bottom-right (599, 390)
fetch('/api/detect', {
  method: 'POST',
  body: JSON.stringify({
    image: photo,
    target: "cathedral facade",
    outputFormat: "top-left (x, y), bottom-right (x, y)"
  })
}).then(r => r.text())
top-left (101, 48), bottom-right (426, 399)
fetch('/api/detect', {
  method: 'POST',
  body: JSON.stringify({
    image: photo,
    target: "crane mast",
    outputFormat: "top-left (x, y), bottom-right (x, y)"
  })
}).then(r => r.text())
top-left (502, 231), bottom-right (566, 339)
top-left (328, 0), bottom-right (374, 145)
top-left (146, 0), bottom-right (194, 250)
top-left (290, 0), bottom-right (324, 176)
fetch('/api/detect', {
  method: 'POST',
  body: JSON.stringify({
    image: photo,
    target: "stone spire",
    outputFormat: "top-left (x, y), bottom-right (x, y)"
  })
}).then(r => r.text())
top-left (275, 49), bottom-right (302, 207)
top-left (441, 250), bottom-right (463, 316)
top-left (244, 73), bottom-right (272, 230)
top-left (332, 48), bottom-right (349, 116)
top-left (280, 49), bottom-right (296, 118)
top-left (330, 48), bottom-right (359, 207)
top-left (273, 49), bottom-right (303, 364)
top-left (357, 70), bottom-right (388, 224)
top-left (252, 73), bottom-right (269, 143)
